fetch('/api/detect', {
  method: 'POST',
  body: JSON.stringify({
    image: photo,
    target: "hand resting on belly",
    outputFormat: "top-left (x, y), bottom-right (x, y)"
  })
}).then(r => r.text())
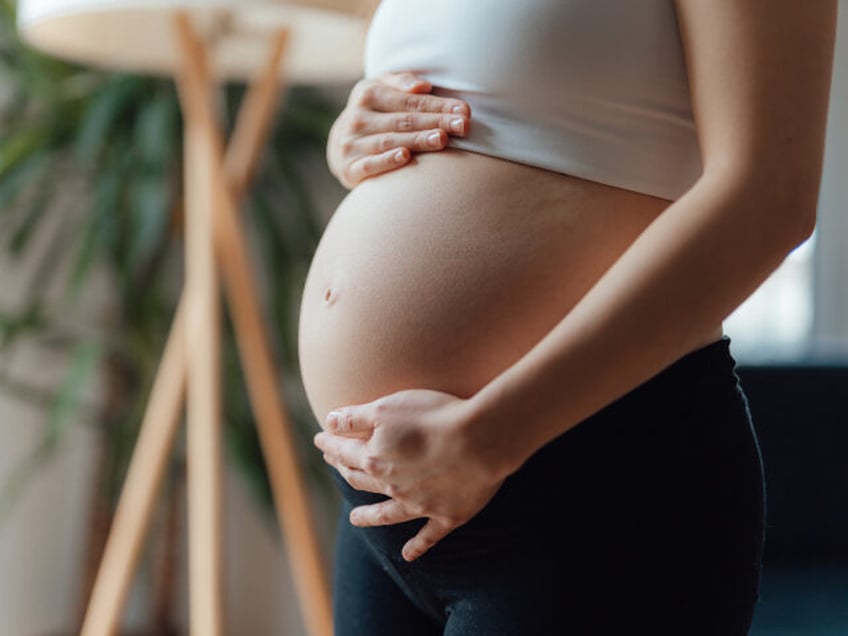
top-left (302, 70), bottom-right (671, 562)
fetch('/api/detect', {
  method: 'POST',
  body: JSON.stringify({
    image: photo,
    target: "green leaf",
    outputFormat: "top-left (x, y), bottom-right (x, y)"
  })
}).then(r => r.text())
top-left (0, 150), bottom-right (50, 214)
top-left (126, 173), bottom-right (170, 273)
top-left (0, 127), bottom-right (49, 177)
top-left (45, 338), bottom-right (101, 444)
top-left (134, 87), bottom-right (179, 168)
top-left (73, 75), bottom-right (142, 161)
top-left (68, 155), bottom-right (123, 298)
top-left (0, 301), bottom-right (45, 349)
top-left (7, 171), bottom-right (52, 255)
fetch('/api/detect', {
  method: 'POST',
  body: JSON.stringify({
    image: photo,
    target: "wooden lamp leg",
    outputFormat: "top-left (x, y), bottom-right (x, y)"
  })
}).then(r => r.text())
top-left (180, 21), bottom-right (334, 636)
top-left (175, 14), bottom-right (225, 635)
top-left (80, 14), bottom-right (332, 636)
top-left (79, 300), bottom-right (188, 636)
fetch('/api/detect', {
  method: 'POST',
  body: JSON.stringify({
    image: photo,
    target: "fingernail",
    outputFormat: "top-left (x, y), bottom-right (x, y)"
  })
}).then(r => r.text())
top-left (452, 104), bottom-right (465, 114)
top-left (450, 117), bottom-right (464, 134)
top-left (393, 149), bottom-right (406, 163)
top-left (326, 411), bottom-right (339, 430)
top-left (427, 131), bottom-right (442, 146)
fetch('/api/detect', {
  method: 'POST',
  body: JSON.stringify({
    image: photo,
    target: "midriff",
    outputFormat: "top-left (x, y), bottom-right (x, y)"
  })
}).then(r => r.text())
top-left (297, 148), bottom-right (723, 429)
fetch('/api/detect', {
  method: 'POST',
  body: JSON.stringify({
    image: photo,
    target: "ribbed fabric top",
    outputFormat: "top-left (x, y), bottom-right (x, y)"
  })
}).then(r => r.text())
top-left (363, 0), bottom-right (704, 201)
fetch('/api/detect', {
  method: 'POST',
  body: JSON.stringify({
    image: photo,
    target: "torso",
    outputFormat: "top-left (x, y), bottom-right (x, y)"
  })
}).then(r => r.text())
top-left (299, 0), bottom-right (722, 427)
top-left (298, 149), bottom-right (723, 427)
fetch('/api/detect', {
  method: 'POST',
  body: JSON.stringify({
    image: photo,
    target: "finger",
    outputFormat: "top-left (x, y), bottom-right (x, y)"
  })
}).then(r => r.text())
top-left (343, 146), bottom-right (410, 185)
top-left (346, 127), bottom-right (449, 168)
top-left (357, 81), bottom-right (470, 117)
top-left (336, 463), bottom-right (390, 495)
top-left (352, 111), bottom-right (468, 137)
top-left (402, 518), bottom-right (453, 562)
top-left (349, 499), bottom-right (421, 528)
top-left (379, 70), bottom-right (432, 93)
top-left (313, 432), bottom-right (370, 469)
top-left (325, 406), bottom-right (377, 434)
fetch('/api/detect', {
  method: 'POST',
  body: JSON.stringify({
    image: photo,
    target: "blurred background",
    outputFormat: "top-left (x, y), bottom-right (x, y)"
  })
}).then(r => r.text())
top-left (0, 0), bottom-right (845, 634)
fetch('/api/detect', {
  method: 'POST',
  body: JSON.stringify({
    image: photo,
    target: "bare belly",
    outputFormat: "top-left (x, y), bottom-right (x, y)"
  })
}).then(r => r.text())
top-left (298, 148), bottom-right (722, 428)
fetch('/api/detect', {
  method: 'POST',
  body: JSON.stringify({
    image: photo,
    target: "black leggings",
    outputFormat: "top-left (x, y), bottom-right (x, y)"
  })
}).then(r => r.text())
top-left (329, 336), bottom-right (766, 635)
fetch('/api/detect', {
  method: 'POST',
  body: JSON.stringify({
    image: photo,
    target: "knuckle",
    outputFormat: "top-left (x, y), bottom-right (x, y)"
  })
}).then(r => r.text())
top-left (377, 134), bottom-right (395, 152)
top-left (403, 93), bottom-right (426, 112)
top-left (347, 112), bottom-right (368, 134)
top-left (363, 456), bottom-right (381, 474)
top-left (356, 82), bottom-right (378, 106)
top-left (396, 112), bottom-right (415, 132)
top-left (348, 78), bottom-right (368, 104)
top-left (339, 166), bottom-right (357, 188)
top-left (345, 159), bottom-right (366, 183)
top-left (338, 138), bottom-right (355, 158)
top-left (340, 165), bottom-right (357, 189)
top-left (409, 501), bottom-right (426, 516)
top-left (445, 512), bottom-right (464, 527)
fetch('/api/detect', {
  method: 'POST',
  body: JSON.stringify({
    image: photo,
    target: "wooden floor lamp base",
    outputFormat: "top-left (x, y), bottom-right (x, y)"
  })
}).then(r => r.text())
top-left (79, 13), bottom-right (332, 636)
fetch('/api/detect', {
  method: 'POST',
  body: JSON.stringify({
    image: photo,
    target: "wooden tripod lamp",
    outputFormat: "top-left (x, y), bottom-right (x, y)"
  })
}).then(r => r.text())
top-left (17, 1), bottom-right (370, 634)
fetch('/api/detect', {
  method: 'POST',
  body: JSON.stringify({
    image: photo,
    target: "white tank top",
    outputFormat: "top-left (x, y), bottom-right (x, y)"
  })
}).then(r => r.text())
top-left (363, 0), bottom-right (703, 201)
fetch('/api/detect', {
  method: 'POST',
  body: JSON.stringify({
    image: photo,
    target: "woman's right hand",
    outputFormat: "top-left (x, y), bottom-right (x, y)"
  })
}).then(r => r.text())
top-left (327, 71), bottom-right (472, 189)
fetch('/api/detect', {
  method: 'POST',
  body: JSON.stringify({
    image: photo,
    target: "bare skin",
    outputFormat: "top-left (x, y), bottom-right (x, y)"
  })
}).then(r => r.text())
top-left (307, 0), bottom-right (836, 562)
top-left (326, 70), bottom-right (472, 189)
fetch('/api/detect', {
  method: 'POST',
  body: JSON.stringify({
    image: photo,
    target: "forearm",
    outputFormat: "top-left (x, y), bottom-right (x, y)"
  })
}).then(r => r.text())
top-left (466, 170), bottom-right (815, 478)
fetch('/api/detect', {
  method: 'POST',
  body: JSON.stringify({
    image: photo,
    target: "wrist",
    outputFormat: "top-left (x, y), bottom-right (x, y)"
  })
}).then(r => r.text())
top-left (458, 384), bottom-right (539, 482)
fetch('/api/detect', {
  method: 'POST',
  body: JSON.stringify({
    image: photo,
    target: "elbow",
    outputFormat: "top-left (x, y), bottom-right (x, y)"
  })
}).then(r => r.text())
top-left (754, 160), bottom-right (823, 249)
top-left (723, 164), bottom-right (821, 251)
top-left (776, 184), bottom-right (820, 251)
top-left (704, 150), bottom-right (824, 249)
top-left (792, 205), bottom-right (818, 246)
top-left (761, 198), bottom-right (818, 258)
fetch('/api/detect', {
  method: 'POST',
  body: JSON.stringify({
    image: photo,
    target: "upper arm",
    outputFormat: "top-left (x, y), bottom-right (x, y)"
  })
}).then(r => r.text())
top-left (674, 0), bottom-right (837, 222)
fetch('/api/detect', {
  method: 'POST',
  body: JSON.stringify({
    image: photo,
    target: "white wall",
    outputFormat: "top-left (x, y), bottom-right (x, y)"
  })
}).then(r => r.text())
top-left (813, 0), bottom-right (848, 348)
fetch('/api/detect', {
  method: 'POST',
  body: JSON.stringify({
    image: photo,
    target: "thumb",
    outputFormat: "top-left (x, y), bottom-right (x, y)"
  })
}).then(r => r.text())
top-left (381, 70), bottom-right (432, 93)
top-left (326, 406), bottom-right (375, 434)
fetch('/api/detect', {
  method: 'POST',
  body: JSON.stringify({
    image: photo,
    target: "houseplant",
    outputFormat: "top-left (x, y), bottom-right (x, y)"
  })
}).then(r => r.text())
top-left (0, 0), bottom-right (343, 630)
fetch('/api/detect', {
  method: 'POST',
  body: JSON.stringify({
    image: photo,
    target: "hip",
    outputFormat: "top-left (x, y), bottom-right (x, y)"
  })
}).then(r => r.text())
top-left (329, 335), bottom-right (765, 564)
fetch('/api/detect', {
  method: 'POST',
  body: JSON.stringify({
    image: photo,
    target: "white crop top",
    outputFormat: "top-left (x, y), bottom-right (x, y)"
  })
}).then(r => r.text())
top-left (363, 0), bottom-right (704, 201)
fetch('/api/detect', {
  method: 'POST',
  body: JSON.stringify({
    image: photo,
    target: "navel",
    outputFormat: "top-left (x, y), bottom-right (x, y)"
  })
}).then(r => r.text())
top-left (323, 285), bottom-right (338, 305)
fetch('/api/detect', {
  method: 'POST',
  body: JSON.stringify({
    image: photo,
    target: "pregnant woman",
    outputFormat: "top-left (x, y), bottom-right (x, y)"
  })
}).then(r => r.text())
top-left (299, 1), bottom-right (837, 634)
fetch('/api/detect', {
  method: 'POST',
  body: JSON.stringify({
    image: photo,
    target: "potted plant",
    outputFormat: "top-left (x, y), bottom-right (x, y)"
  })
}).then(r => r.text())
top-left (0, 0), bottom-right (343, 631)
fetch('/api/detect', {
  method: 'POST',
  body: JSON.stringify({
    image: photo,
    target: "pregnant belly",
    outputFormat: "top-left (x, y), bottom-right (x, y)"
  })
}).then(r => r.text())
top-left (298, 148), bottom-right (670, 428)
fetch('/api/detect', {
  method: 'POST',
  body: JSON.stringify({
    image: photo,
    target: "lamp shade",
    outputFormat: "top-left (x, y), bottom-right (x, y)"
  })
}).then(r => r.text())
top-left (16, 0), bottom-right (371, 83)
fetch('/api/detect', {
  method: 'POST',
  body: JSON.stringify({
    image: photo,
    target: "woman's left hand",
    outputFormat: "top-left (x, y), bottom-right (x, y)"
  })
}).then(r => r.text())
top-left (313, 388), bottom-right (507, 562)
